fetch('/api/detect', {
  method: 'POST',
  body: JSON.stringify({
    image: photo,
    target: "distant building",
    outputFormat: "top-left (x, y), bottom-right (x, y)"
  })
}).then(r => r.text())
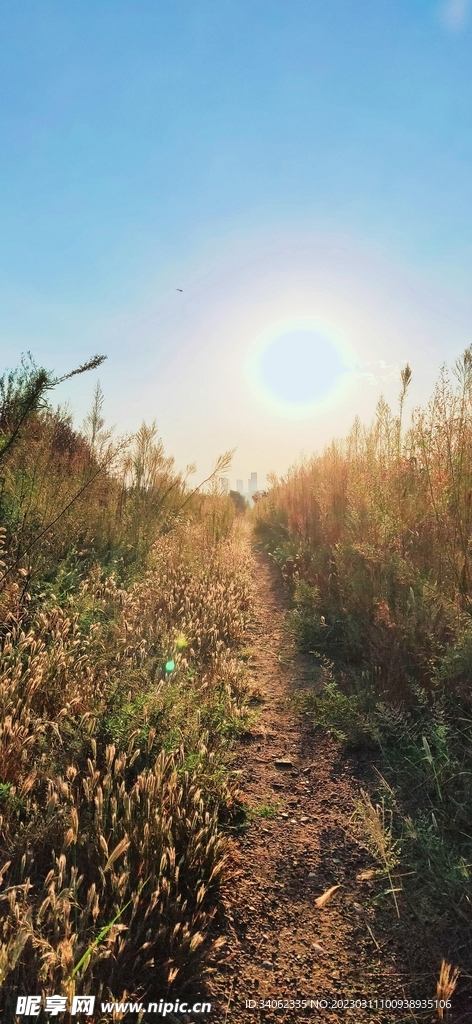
top-left (236, 479), bottom-right (244, 494)
top-left (221, 477), bottom-right (229, 494)
top-left (248, 472), bottom-right (258, 498)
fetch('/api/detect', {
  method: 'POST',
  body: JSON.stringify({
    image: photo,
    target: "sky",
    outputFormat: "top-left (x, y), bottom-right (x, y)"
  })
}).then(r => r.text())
top-left (1, 0), bottom-right (472, 488)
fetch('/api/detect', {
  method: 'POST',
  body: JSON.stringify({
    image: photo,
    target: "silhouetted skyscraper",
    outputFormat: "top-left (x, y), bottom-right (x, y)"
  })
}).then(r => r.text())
top-left (236, 479), bottom-right (244, 494)
top-left (248, 472), bottom-right (257, 497)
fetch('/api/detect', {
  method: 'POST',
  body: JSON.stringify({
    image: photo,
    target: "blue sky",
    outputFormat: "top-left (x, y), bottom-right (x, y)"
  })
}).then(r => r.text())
top-left (1, 0), bottom-right (472, 484)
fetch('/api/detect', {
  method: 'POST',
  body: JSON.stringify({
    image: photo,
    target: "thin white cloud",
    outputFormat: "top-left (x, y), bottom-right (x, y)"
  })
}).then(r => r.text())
top-left (440, 0), bottom-right (472, 32)
top-left (356, 360), bottom-right (400, 387)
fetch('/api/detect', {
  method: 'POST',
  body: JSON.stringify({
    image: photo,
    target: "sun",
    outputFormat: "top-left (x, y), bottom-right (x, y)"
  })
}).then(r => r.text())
top-left (245, 318), bottom-right (356, 419)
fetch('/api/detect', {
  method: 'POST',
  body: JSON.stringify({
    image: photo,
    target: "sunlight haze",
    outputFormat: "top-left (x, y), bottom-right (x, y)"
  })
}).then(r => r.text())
top-left (1, 0), bottom-right (472, 486)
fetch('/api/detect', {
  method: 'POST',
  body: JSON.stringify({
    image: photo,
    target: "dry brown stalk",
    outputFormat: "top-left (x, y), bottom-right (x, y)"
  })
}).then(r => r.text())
top-left (436, 959), bottom-right (460, 1020)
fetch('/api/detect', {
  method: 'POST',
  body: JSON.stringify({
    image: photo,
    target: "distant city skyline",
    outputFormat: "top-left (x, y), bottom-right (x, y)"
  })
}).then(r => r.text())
top-left (229, 473), bottom-right (259, 497)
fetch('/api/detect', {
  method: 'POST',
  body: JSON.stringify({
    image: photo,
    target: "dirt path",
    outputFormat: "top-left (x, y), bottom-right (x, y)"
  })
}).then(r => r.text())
top-left (208, 543), bottom-right (421, 1024)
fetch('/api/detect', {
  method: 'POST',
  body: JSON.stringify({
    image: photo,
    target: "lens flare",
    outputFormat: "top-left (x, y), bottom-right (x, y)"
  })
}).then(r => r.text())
top-left (245, 318), bottom-right (356, 419)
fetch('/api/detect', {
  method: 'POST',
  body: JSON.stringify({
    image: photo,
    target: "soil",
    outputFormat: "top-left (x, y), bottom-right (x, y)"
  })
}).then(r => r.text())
top-left (205, 543), bottom-right (471, 1024)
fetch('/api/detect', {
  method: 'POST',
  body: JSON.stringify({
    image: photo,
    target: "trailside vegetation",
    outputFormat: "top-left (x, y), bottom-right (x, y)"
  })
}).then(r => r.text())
top-left (252, 351), bottom-right (472, 987)
top-left (0, 356), bottom-right (251, 1009)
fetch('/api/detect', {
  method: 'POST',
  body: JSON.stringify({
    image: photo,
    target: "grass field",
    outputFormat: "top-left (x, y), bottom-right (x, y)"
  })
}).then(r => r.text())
top-left (0, 356), bottom-right (251, 1011)
top-left (252, 353), bottom-right (472, 996)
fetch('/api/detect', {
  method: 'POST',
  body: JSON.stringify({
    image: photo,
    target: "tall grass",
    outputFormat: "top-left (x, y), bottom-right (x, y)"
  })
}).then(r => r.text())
top-left (0, 357), bottom-right (250, 1010)
top-left (253, 351), bottom-right (472, 998)
top-left (254, 349), bottom-right (472, 688)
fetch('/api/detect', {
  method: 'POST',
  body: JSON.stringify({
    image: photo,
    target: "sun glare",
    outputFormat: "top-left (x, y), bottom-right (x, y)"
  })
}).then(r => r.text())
top-left (246, 319), bottom-right (356, 419)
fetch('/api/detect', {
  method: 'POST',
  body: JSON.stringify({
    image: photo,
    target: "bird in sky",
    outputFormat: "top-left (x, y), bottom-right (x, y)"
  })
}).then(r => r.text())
top-left (176, 288), bottom-right (183, 292)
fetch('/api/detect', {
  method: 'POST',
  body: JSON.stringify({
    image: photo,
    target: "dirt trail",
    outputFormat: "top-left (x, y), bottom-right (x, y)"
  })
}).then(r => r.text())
top-left (208, 542), bottom-right (417, 1024)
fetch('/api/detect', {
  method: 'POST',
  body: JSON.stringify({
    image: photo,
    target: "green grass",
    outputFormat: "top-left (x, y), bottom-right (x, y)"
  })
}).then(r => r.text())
top-left (248, 799), bottom-right (281, 819)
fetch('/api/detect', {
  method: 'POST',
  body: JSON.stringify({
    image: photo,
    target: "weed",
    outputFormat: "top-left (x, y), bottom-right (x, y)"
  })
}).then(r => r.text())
top-left (252, 352), bottom-right (472, 997)
top-left (295, 675), bottom-right (378, 749)
top-left (246, 800), bottom-right (281, 820)
top-left (353, 789), bottom-right (401, 917)
top-left (0, 359), bottom-right (252, 1007)
top-left (436, 960), bottom-right (460, 1020)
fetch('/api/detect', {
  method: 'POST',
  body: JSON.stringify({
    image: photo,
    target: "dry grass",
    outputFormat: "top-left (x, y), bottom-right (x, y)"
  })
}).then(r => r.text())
top-left (0, 367), bottom-right (252, 1008)
top-left (253, 351), bottom-right (472, 1005)
top-left (436, 959), bottom-right (460, 1020)
top-left (252, 349), bottom-right (472, 692)
top-left (353, 790), bottom-right (401, 917)
top-left (0, 524), bottom-right (251, 1006)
